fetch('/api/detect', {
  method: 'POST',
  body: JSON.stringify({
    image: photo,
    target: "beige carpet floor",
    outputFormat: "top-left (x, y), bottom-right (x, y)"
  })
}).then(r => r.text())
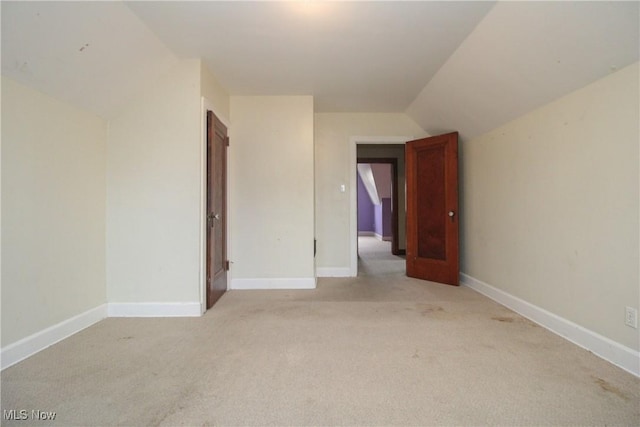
top-left (2, 237), bottom-right (639, 426)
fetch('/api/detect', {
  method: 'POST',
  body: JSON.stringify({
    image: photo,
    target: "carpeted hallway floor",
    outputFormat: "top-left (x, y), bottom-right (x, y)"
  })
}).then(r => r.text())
top-left (2, 237), bottom-right (639, 426)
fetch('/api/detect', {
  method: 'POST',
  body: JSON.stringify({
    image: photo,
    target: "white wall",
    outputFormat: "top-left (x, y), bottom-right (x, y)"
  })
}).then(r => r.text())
top-left (201, 62), bottom-right (230, 125)
top-left (229, 96), bottom-right (315, 288)
top-left (1, 76), bottom-right (107, 346)
top-left (106, 59), bottom-right (202, 306)
top-left (461, 62), bottom-right (639, 351)
top-left (314, 113), bottom-right (426, 273)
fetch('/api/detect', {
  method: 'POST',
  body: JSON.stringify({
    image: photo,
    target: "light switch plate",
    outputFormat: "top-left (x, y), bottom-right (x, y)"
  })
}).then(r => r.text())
top-left (625, 307), bottom-right (638, 328)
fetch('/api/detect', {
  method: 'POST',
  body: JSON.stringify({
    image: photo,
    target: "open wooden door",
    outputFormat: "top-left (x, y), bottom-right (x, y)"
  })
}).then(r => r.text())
top-left (405, 132), bottom-right (459, 285)
top-left (206, 110), bottom-right (228, 308)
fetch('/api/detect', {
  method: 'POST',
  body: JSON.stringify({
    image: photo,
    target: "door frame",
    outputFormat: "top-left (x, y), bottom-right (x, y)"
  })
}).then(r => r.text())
top-left (357, 157), bottom-right (400, 255)
top-left (199, 97), bottom-right (230, 314)
top-left (349, 136), bottom-right (414, 276)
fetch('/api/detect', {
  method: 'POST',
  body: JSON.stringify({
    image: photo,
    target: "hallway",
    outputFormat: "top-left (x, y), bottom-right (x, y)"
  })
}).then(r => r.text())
top-left (357, 235), bottom-right (405, 277)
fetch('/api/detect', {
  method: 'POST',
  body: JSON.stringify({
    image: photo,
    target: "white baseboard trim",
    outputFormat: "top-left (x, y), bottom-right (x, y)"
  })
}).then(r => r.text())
top-left (1, 304), bottom-right (107, 370)
top-left (358, 231), bottom-right (391, 242)
top-left (316, 267), bottom-right (353, 277)
top-left (107, 302), bottom-right (202, 317)
top-left (230, 277), bottom-right (317, 290)
top-left (460, 272), bottom-right (640, 377)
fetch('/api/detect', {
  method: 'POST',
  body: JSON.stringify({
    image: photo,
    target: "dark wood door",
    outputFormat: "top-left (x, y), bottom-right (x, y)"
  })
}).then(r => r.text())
top-left (405, 132), bottom-right (459, 285)
top-left (206, 111), bottom-right (228, 308)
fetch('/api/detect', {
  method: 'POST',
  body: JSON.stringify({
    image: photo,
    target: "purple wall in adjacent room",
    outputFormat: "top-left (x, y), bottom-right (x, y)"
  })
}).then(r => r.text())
top-left (357, 173), bottom-right (375, 232)
top-left (374, 197), bottom-right (392, 239)
top-left (374, 203), bottom-right (382, 236)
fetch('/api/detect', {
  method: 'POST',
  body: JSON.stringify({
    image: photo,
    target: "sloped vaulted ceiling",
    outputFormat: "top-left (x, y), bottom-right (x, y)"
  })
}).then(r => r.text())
top-left (1, 1), bottom-right (178, 118)
top-left (406, 1), bottom-right (640, 140)
top-left (2, 1), bottom-right (496, 117)
top-left (1, 1), bottom-right (638, 135)
top-left (124, 0), bottom-right (495, 112)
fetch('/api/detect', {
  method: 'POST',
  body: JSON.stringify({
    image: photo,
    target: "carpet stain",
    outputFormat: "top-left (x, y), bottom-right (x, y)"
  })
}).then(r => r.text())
top-left (491, 316), bottom-right (541, 328)
top-left (419, 305), bottom-right (444, 316)
top-left (592, 376), bottom-right (630, 401)
top-left (271, 305), bottom-right (314, 319)
top-left (412, 349), bottom-right (420, 359)
top-left (492, 316), bottom-right (515, 323)
top-left (118, 336), bottom-right (134, 340)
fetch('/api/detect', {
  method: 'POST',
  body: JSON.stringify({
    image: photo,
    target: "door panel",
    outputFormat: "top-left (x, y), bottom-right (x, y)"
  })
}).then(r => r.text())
top-left (207, 111), bottom-right (228, 309)
top-left (406, 132), bottom-right (459, 285)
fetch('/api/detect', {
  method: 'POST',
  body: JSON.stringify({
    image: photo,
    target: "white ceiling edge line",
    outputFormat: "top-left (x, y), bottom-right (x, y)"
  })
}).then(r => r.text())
top-left (357, 164), bottom-right (381, 206)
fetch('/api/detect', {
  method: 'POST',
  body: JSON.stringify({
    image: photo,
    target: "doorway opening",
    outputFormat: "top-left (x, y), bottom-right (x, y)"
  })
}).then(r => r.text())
top-left (350, 137), bottom-right (411, 277)
top-left (357, 235), bottom-right (406, 278)
top-left (356, 158), bottom-right (400, 254)
top-left (356, 159), bottom-right (406, 277)
top-left (349, 133), bottom-right (460, 285)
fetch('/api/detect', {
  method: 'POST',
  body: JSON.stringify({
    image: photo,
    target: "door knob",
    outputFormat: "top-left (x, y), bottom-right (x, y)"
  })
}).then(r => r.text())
top-left (207, 213), bottom-right (220, 227)
top-left (448, 211), bottom-right (455, 217)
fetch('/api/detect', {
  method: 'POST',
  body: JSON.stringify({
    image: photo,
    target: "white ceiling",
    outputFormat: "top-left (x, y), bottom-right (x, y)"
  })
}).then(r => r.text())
top-left (2, 1), bottom-right (638, 140)
top-left (124, 1), bottom-right (495, 113)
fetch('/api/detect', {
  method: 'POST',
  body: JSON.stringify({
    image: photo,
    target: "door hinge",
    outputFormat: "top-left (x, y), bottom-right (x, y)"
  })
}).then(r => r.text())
top-left (225, 137), bottom-right (230, 147)
top-left (225, 260), bottom-right (230, 270)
